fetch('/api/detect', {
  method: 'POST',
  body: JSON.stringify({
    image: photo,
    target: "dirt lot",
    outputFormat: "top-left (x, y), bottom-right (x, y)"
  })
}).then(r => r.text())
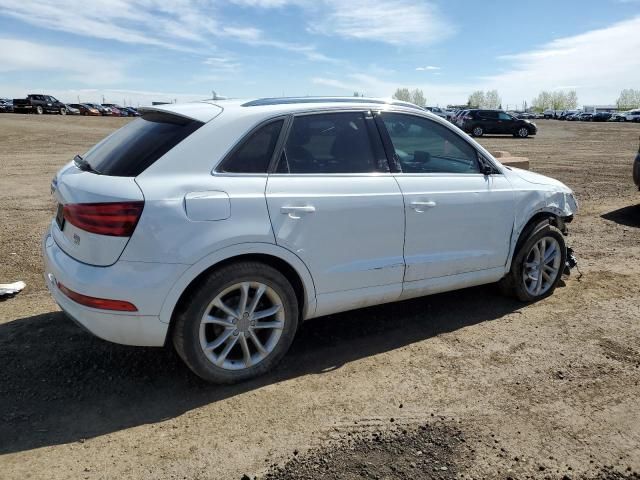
top-left (1, 115), bottom-right (639, 480)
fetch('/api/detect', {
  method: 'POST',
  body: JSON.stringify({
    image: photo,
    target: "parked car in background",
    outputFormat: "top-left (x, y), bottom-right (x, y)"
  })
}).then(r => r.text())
top-left (592, 112), bottom-right (612, 122)
top-left (459, 109), bottom-right (537, 137)
top-left (102, 104), bottom-right (124, 116)
top-left (543, 109), bottom-right (557, 119)
top-left (625, 109), bottom-right (640, 122)
top-left (610, 112), bottom-right (628, 122)
top-left (559, 110), bottom-right (579, 120)
top-left (453, 109), bottom-right (469, 127)
top-left (68, 104), bottom-right (101, 116)
top-left (85, 103), bottom-right (111, 115)
top-left (43, 97), bottom-right (577, 383)
top-left (13, 94), bottom-right (68, 115)
top-left (0, 98), bottom-right (13, 113)
top-left (120, 106), bottom-right (140, 116)
top-left (65, 104), bottom-right (80, 115)
top-left (577, 113), bottom-right (593, 121)
top-left (565, 112), bottom-right (582, 121)
top-left (425, 106), bottom-right (447, 119)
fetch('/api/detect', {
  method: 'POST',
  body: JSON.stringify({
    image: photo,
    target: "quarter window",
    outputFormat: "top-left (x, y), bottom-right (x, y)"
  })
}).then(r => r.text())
top-left (219, 119), bottom-right (284, 173)
top-left (277, 112), bottom-right (386, 174)
top-left (381, 113), bottom-right (480, 174)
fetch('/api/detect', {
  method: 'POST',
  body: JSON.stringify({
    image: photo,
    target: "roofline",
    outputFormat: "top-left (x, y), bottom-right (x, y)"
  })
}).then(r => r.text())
top-left (239, 96), bottom-right (426, 111)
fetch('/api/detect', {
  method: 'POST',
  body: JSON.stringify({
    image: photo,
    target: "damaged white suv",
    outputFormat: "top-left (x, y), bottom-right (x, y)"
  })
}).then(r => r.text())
top-left (44, 97), bottom-right (578, 383)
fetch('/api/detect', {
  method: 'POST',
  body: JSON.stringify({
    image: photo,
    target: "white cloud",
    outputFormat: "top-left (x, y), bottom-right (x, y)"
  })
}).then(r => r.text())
top-left (309, 0), bottom-right (454, 45)
top-left (0, 0), bottom-right (336, 61)
top-left (0, 38), bottom-right (126, 85)
top-left (416, 66), bottom-right (441, 71)
top-left (481, 16), bottom-right (640, 105)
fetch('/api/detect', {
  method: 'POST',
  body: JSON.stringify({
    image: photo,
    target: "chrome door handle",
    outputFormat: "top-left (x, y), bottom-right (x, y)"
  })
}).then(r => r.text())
top-left (410, 200), bottom-right (437, 212)
top-left (280, 205), bottom-right (316, 219)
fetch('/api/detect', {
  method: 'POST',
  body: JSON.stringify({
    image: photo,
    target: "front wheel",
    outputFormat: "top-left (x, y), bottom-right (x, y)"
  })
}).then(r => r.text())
top-left (35, 105), bottom-right (43, 115)
top-left (172, 261), bottom-right (299, 384)
top-left (499, 220), bottom-right (566, 302)
top-left (60, 108), bottom-right (67, 115)
top-left (472, 126), bottom-right (484, 137)
top-left (517, 127), bottom-right (529, 138)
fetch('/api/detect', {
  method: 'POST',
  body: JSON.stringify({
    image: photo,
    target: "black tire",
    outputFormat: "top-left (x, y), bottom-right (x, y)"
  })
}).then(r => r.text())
top-left (35, 105), bottom-right (43, 115)
top-left (172, 261), bottom-right (299, 384)
top-left (499, 220), bottom-right (567, 302)
top-left (471, 125), bottom-right (484, 137)
top-left (516, 127), bottom-right (529, 138)
top-left (60, 108), bottom-right (67, 115)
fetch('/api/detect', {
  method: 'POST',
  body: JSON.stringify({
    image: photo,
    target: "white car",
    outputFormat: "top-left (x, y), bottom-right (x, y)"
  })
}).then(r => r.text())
top-left (624, 109), bottom-right (640, 122)
top-left (43, 97), bottom-right (578, 383)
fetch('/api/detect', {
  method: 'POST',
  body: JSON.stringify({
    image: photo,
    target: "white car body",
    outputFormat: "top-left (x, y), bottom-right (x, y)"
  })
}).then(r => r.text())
top-left (43, 97), bottom-right (578, 348)
top-left (625, 109), bottom-right (640, 121)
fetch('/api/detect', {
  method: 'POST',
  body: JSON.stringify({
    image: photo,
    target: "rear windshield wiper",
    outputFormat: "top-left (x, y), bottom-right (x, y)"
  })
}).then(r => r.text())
top-left (74, 154), bottom-right (100, 174)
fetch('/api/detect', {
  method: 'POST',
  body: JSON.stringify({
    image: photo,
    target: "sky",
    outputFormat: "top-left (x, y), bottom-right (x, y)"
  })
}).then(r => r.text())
top-left (0, 0), bottom-right (639, 107)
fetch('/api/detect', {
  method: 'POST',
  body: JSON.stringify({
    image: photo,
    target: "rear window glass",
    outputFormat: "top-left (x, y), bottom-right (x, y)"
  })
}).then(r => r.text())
top-left (218, 119), bottom-right (284, 173)
top-left (83, 112), bottom-right (203, 176)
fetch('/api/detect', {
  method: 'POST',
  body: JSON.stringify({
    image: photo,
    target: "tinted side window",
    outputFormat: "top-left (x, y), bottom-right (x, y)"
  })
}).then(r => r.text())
top-left (278, 112), bottom-right (384, 174)
top-left (498, 112), bottom-right (512, 120)
top-left (480, 111), bottom-right (498, 119)
top-left (219, 120), bottom-right (283, 173)
top-left (83, 112), bottom-right (204, 177)
top-left (381, 113), bottom-right (480, 174)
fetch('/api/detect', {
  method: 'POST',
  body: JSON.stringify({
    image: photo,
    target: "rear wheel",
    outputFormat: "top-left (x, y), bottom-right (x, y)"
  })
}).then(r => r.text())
top-left (60, 108), bottom-right (67, 115)
top-left (172, 261), bottom-right (299, 384)
top-left (499, 220), bottom-right (566, 302)
top-left (472, 126), bottom-right (484, 137)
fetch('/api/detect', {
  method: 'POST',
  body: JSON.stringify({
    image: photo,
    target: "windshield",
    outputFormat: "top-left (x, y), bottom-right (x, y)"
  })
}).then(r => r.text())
top-left (82, 111), bottom-right (204, 176)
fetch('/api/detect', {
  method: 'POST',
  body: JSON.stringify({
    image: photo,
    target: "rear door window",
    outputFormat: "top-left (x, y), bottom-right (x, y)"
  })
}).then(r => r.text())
top-left (277, 112), bottom-right (387, 174)
top-left (82, 111), bottom-right (204, 176)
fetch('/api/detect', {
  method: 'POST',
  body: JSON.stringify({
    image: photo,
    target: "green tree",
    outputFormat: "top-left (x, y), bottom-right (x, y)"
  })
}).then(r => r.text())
top-left (616, 89), bottom-right (640, 110)
top-left (411, 88), bottom-right (426, 107)
top-left (485, 90), bottom-right (501, 109)
top-left (392, 88), bottom-right (412, 102)
top-left (467, 90), bottom-right (485, 108)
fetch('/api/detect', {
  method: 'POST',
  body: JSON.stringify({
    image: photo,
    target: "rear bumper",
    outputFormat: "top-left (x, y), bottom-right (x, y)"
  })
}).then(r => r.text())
top-left (42, 229), bottom-right (189, 346)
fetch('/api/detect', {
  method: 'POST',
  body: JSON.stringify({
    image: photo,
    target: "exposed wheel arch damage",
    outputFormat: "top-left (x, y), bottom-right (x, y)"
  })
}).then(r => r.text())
top-left (505, 188), bottom-right (578, 272)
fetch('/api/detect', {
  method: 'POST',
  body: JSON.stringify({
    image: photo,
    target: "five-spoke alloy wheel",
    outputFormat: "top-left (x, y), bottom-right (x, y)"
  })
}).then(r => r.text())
top-left (499, 219), bottom-right (567, 302)
top-left (173, 261), bottom-right (298, 384)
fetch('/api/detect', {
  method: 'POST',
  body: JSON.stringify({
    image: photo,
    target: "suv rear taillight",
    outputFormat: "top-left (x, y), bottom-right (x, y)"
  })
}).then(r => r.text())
top-left (63, 201), bottom-right (144, 237)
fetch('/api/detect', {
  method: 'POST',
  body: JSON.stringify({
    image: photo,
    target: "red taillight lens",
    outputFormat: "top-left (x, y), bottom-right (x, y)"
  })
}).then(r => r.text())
top-left (63, 201), bottom-right (144, 237)
top-left (57, 281), bottom-right (138, 312)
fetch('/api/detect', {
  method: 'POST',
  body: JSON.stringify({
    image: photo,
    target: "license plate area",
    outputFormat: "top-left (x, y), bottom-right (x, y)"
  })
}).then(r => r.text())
top-left (55, 204), bottom-right (65, 230)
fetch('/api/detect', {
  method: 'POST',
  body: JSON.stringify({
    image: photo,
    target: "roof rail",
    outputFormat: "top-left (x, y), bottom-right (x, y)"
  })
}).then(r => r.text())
top-left (241, 97), bottom-right (425, 111)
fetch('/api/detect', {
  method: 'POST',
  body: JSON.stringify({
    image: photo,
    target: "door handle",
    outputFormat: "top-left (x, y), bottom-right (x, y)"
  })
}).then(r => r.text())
top-left (280, 205), bottom-right (316, 219)
top-left (410, 200), bottom-right (437, 212)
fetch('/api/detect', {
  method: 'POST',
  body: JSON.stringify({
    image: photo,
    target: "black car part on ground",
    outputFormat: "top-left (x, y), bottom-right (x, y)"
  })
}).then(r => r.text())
top-left (633, 136), bottom-right (640, 190)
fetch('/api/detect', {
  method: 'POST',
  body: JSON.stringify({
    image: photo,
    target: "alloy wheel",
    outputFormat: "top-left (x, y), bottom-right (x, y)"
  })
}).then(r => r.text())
top-left (198, 281), bottom-right (285, 370)
top-left (518, 127), bottom-right (529, 138)
top-left (522, 236), bottom-right (562, 296)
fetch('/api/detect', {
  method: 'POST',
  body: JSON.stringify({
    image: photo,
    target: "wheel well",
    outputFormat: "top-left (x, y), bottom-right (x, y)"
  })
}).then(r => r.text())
top-left (515, 212), bottom-right (565, 253)
top-left (166, 253), bottom-right (306, 344)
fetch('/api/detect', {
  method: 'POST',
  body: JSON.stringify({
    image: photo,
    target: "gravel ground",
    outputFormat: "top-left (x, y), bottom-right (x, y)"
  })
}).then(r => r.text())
top-left (0, 115), bottom-right (639, 480)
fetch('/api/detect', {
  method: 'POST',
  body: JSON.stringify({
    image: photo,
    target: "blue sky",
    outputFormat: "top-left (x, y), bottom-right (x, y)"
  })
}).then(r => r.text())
top-left (0, 0), bottom-right (639, 107)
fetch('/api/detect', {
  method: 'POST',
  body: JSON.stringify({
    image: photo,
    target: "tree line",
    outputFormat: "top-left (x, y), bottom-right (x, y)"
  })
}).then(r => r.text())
top-left (390, 87), bottom-right (640, 111)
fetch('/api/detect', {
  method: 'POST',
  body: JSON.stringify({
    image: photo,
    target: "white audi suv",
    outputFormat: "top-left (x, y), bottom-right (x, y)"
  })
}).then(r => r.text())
top-left (43, 97), bottom-right (578, 383)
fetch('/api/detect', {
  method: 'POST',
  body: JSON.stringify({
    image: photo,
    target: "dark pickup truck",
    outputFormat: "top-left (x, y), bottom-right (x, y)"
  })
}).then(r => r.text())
top-left (13, 94), bottom-right (67, 115)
